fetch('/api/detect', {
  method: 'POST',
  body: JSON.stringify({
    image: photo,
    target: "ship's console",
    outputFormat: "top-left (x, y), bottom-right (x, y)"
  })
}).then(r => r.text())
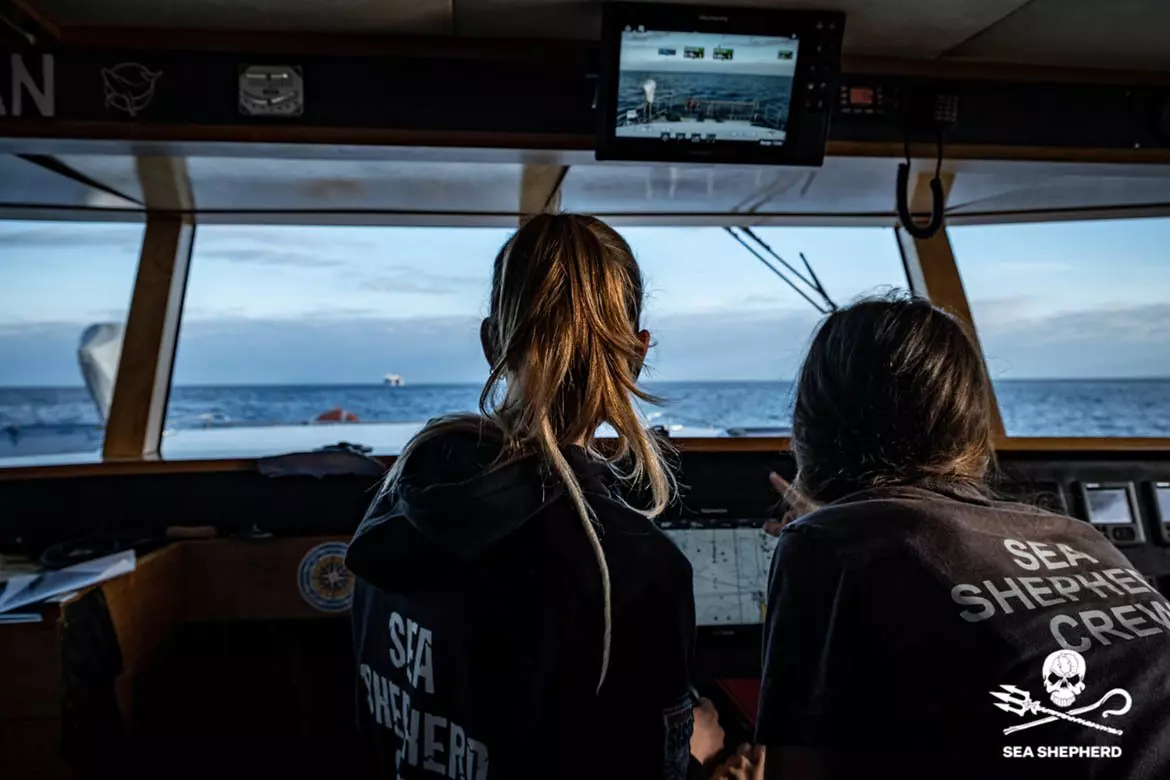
top-left (655, 449), bottom-right (1170, 742)
top-left (3, 446), bottom-right (1170, 770)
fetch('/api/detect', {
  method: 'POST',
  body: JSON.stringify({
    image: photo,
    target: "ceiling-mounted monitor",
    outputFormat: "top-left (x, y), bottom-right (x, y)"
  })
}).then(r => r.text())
top-left (596, 3), bottom-right (844, 166)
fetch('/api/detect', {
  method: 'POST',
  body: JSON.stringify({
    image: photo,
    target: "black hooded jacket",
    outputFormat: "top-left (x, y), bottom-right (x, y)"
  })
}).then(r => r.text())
top-left (347, 429), bottom-right (698, 780)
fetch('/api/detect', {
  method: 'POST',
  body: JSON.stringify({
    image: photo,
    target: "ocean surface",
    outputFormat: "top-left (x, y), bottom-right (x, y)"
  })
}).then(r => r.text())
top-left (3, 380), bottom-right (1170, 438)
top-left (617, 71), bottom-right (793, 128)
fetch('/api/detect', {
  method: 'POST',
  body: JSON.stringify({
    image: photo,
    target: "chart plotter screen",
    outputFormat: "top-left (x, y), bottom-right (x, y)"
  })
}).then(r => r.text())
top-left (663, 523), bottom-right (779, 626)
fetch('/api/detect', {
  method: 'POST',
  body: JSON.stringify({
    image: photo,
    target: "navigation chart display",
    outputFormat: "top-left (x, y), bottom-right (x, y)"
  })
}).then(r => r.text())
top-left (664, 525), bottom-right (779, 626)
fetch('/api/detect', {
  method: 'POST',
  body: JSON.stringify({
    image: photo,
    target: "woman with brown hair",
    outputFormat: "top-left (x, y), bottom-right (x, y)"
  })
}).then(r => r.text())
top-left (757, 295), bottom-right (1170, 780)
top-left (346, 214), bottom-right (723, 779)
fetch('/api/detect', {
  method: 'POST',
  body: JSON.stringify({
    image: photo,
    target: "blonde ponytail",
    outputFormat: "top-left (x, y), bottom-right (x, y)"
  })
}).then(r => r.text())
top-left (390, 214), bottom-right (675, 692)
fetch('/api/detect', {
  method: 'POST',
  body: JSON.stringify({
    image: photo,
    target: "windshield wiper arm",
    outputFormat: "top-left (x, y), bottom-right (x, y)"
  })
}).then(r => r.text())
top-left (739, 226), bottom-right (837, 312)
top-left (724, 227), bottom-right (831, 315)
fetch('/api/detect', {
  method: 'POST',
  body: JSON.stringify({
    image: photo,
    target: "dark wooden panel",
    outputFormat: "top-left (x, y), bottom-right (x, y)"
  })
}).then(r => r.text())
top-left (0, 612), bottom-right (64, 719)
top-left (0, 719), bottom-right (68, 779)
top-left (184, 536), bottom-right (349, 622)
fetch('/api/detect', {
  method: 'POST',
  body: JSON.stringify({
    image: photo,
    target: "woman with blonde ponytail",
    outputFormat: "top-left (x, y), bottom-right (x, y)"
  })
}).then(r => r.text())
top-left (347, 215), bottom-right (721, 780)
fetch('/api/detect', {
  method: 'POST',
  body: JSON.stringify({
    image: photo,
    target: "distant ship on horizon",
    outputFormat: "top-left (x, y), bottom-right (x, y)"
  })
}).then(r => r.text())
top-left (383, 374), bottom-right (404, 386)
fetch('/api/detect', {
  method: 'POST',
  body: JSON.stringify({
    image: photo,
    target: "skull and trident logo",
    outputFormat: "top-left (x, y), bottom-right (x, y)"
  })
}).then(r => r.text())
top-left (991, 649), bottom-right (1132, 736)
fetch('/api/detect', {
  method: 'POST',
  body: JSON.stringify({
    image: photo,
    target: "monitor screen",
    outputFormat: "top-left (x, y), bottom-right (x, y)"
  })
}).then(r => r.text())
top-left (614, 29), bottom-right (799, 147)
top-left (1156, 483), bottom-right (1170, 522)
top-left (596, 4), bottom-right (843, 166)
top-left (662, 522), bottom-right (779, 626)
top-left (1085, 486), bottom-right (1135, 525)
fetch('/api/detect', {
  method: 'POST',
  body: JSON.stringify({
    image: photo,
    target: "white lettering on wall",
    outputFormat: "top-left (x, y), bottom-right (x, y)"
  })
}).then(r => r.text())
top-left (0, 53), bottom-right (55, 118)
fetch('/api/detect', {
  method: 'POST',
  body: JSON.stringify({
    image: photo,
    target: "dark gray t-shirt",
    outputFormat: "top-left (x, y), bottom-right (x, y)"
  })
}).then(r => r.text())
top-left (756, 485), bottom-right (1170, 780)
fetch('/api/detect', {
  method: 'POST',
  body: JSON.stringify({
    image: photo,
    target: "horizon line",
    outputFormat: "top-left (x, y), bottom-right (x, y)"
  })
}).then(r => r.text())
top-left (5, 377), bottom-right (1170, 391)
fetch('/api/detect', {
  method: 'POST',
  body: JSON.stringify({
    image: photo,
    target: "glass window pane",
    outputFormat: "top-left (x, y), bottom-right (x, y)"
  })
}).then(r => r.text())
top-left (165, 224), bottom-right (905, 459)
top-left (951, 218), bottom-right (1170, 437)
top-left (626, 226), bottom-right (907, 433)
top-left (165, 225), bottom-right (503, 459)
top-left (0, 220), bottom-right (144, 465)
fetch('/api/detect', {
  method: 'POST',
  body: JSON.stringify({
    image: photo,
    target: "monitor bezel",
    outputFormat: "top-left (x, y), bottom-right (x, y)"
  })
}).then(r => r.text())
top-left (1148, 481), bottom-right (1170, 545)
top-left (596, 2), bottom-right (844, 166)
top-left (1151, 481), bottom-right (1170, 524)
top-left (1079, 481), bottom-right (1145, 540)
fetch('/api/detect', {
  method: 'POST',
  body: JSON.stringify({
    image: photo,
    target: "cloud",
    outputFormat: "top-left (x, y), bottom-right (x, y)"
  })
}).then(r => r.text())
top-left (1054, 303), bottom-right (1170, 343)
top-left (988, 260), bottom-right (1074, 275)
top-left (0, 223), bottom-right (144, 251)
top-left (969, 295), bottom-right (1043, 335)
top-left (195, 246), bottom-right (343, 268)
top-left (360, 268), bottom-right (485, 296)
top-left (734, 293), bottom-right (798, 309)
top-left (974, 298), bottom-right (1170, 345)
top-left (170, 315), bottom-right (486, 385)
top-left (4, 301), bottom-right (1169, 388)
top-left (975, 302), bottom-right (1170, 379)
top-left (181, 304), bottom-right (250, 320)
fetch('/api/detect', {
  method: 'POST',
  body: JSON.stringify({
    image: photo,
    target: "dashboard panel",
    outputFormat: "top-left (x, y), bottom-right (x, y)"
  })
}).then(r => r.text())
top-left (663, 449), bottom-right (1170, 732)
top-left (2, 448), bottom-right (1170, 609)
top-left (3, 446), bottom-right (1170, 747)
top-left (663, 449), bottom-right (1170, 640)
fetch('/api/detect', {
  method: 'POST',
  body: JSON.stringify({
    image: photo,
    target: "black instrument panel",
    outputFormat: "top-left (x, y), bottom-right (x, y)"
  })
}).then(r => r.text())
top-left (669, 449), bottom-right (1170, 581)
top-left (673, 449), bottom-right (1170, 721)
top-left (993, 453), bottom-right (1170, 577)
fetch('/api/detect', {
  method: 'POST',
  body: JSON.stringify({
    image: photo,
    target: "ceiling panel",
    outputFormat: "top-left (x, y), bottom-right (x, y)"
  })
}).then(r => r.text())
top-left (946, 0), bottom-right (1170, 70)
top-left (56, 155), bottom-right (144, 204)
top-left (34, 0), bottom-right (453, 34)
top-left (23, 0), bottom-right (1170, 70)
top-left (0, 155), bottom-right (139, 209)
top-left (755, 157), bottom-right (902, 214)
top-left (562, 163), bottom-right (805, 214)
top-left (185, 158), bottom-right (526, 211)
top-left (457, 0), bottom-right (1028, 58)
top-left (949, 175), bottom-right (1170, 216)
top-left (562, 158), bottom-right (904, 216)
top-left (36, 0), bottom-right (1029, 60)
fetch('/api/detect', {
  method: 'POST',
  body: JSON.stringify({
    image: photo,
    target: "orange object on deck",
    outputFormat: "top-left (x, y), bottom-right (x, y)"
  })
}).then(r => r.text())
top-left (315, 407), bottom-right (360, 423)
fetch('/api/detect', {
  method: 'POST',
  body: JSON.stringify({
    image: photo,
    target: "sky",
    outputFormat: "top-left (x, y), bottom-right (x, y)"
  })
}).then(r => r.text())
top-left (1, 218), bottom-right (1169, 387)
top-left (620, 31), bottom-right (798, 77)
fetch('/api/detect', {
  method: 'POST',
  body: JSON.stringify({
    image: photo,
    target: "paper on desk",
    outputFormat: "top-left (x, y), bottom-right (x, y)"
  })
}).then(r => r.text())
top-left (0, 550), bottom-right (136, 614)
top-left (0, 612), bottom-right (44, 624)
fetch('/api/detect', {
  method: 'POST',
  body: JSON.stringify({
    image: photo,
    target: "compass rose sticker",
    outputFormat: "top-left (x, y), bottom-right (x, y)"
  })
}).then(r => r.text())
top-left (298, 541), bottom-right (354, 613)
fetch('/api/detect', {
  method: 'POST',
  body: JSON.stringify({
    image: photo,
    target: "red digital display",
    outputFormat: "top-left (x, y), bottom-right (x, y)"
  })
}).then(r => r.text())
top-left (849, 87), bottom-right (875, 106)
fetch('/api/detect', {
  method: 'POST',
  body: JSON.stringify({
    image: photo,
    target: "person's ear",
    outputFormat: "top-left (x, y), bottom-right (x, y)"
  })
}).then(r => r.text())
top-left (480, 318), bottom-right (494, 368)
top-left (633, 329), bottom-right (651, 378)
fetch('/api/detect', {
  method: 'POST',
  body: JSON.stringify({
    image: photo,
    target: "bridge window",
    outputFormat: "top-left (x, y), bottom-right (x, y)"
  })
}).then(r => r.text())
top-left (0, 219), bottom-right (145, 465)
top-left (951, 217), bottom-right (1170, 437)
top-left (163, 224), bottom-right (905, 458)
top-left (164, 225), bottom-right (505, 459)
top-left (624, 226), bottom-right (907, 434)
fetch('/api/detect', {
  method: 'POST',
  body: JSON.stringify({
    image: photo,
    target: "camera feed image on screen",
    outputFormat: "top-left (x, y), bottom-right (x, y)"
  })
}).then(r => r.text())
top-left (616, 28), bottom-right (799, 146)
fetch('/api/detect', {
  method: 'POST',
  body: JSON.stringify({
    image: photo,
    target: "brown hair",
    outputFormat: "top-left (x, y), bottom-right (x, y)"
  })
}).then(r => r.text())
top-left (791, 293), bottom-right (995, 504)
top-left (385, 213), bottom-right (675, 690)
